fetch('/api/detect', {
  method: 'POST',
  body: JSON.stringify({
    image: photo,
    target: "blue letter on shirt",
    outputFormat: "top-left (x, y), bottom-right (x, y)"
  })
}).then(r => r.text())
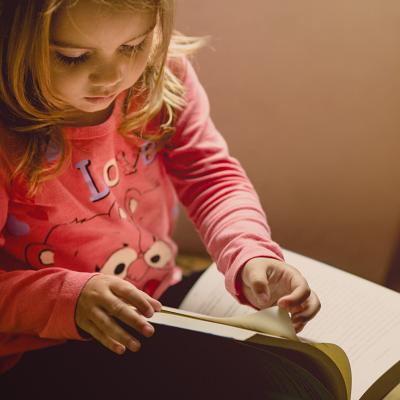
top-left (75, 159), bottom-right (110, 202)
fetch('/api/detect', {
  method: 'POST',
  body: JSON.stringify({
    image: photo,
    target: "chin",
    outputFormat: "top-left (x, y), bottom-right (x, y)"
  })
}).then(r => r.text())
top-left (76, 99), bottom-right (115, 113)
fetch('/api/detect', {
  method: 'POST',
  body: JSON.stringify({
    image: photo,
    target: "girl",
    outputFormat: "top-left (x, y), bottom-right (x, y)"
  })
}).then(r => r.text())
top-left (0, 0), bottom-right (322, 398)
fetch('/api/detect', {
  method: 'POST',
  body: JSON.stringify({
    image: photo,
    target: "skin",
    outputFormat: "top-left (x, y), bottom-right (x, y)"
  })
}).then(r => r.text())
top-left (76, 274), bottom-right (161, 354)
top-left (49, 0), bottom-right (156, 126)
top-left (240, 257), bottom-right (321, 333)
top-left (52, 1), bottom-right (320, 356)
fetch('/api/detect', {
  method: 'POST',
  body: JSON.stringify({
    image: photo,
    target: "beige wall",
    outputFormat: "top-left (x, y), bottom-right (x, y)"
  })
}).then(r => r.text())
top-left (173, 0), bottom-right (400, 284)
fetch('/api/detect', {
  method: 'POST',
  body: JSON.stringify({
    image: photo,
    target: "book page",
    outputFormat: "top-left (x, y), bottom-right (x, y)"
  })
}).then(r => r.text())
top-left (283, 250), bottom-right (400, 400)
top-left (156, 260), bottom-right (356, 398)
top-left (179, 263), bottom-right (256, 317)
top-left (179, 249), bottom-right (400, 399)
top-left (161, 305), bottom-right (297, 340)
top-left (149, 310), bottom-right (256, 341)
top-left (178, 263), bottom-right (296, 338)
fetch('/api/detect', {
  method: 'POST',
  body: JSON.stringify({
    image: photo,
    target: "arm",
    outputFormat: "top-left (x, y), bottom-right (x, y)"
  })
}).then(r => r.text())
top-left (164, 59), bottom-right (320, 330)
top-left (164, 59), bottom-right (284, 299)
top-left (0, 182), bottom-right (97, 361)
top-left (0, 185), bottom-right (161, 362)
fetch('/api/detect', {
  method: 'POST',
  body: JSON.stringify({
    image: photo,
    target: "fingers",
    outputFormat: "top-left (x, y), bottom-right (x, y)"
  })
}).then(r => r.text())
top-left (291, 291), bottom-right (321, 325)
top-left (276, 272), bottom-right (311, 311)
top-left (287, 291), bottom-right (321, 333)
top-left (242, 258), bottom-right (313, 310)
top-left (110, 279), bottom-right (162, 317)
top-left (275, 270), bottom-right (321, 332)
top-left (103, 293), bottom-right (156, 338)
top-left (75, 275), bottom-right (163, 355)
top-left (143, 292), bottom-right (163, 313)
top-left (83, 321), bottom-right (125, 354)
top-left (82, 314), bottom-right (141, 355)
top-left (240, 258), bottom-right (321, 334)
top-left (293, 321), bottom-right (306, 333)
top-left (92, 307), bottom-right (145, 351)
top-left (277, 285), bottom-right (311, 311)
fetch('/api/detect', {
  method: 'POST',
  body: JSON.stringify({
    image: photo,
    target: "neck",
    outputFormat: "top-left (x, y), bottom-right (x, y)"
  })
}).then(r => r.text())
top-left (62, 101), bottom-right (116, 127)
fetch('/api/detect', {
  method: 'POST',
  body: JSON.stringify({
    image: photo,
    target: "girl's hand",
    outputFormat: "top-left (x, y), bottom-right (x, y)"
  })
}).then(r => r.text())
top-left (240, 257), bottom-right (321, 333)
top-left (75, 274), bottom-right (162, 355)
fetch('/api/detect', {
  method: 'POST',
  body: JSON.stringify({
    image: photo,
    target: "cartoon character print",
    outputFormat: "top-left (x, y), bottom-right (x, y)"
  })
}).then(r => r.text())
top-left (115, 139), bottom-right (178, 232)
top-left (98, 230), bottom-right (173, 297)
top-left (22, 138), bottom-right (175, 297)
top-left (24, 199), bottom-right (175, 297)
top-left (101, 179), bottom-right (175, 296)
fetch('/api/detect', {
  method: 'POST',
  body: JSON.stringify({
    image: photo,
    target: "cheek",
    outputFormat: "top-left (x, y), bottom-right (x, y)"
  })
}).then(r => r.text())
top-left (126, 62), bottom-right (146, 86)
top-left (49, 63), bottom-right (87, 98)
top-left (125, 43), bottom-right (153, 85)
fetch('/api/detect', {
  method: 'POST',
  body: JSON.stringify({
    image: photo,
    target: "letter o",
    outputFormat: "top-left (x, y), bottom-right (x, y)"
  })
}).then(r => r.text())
top-left (103, 158), bottom-right (119, 187)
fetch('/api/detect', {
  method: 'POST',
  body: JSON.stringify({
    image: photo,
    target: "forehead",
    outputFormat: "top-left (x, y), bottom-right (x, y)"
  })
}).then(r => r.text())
top-left (50, 0), bottom-right (156, 47)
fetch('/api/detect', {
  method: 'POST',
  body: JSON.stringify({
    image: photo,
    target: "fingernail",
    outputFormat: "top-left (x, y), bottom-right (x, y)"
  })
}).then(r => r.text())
top-left (116, 345), bottom-right (126, 355)
top-left (142, 324), bottom-right (154, 337)
top-left (128, 340), bottom-right (140, 352)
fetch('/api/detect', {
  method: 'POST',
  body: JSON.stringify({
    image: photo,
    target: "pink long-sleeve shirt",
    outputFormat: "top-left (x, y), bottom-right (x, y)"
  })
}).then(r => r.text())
top-left (0, 59), bottom-right (284, 373)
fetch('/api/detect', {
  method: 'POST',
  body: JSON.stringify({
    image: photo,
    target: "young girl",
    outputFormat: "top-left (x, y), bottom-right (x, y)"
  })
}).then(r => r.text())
top-left (0, 0), bottom-right (322, 398)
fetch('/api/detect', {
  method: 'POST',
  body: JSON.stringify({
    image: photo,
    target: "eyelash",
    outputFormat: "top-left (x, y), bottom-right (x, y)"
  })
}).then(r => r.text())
top-left (54, 40), bottom-right (147, 66)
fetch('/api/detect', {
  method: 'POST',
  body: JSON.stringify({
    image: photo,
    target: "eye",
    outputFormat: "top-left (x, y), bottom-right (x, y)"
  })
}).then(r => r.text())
top-left (53, 36), bottom-right (148, 66)
top-left (119, 38), bottom-right (147, 57)
top-left (144, 241), bottom-right (172, 269)
top-left (55, 52), bottom-right (90, 66)
top-left (99, 247), bottom-right (138, 278)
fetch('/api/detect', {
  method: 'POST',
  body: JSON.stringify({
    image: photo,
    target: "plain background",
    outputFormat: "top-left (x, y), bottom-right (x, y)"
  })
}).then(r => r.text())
top-left (173, 0), bottom-right (400, 286)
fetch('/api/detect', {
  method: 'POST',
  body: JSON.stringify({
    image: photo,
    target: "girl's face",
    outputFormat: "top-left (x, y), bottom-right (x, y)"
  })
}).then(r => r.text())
top-left (49, 0), bottom-right (156, 125)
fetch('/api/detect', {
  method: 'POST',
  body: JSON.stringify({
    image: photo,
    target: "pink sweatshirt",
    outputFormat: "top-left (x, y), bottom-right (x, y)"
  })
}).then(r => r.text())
top-left (0, 59), bottom-right (284, 373)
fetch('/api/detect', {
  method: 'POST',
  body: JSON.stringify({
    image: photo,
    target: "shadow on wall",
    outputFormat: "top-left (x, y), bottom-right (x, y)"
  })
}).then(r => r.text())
top-left (173, 0), bottom-right (400, 286)
top-left (386, 228), bottom-right (400, 291)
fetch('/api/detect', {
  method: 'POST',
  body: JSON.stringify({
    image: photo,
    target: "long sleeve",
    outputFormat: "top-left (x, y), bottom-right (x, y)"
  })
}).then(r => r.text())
top-left (164, 59), bottom-right (284, 299)
top-left (0, 182), bottom-right (96, 365)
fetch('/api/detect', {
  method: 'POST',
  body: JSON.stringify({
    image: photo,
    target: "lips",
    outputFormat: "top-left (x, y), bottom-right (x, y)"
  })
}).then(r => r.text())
top-left (84, 93), bottom-right (117, 104)
top-left (85, 93), bottom-right (115, 99)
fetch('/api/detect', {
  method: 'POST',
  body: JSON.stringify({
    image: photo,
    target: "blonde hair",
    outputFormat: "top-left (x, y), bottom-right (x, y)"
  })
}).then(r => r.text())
top-left (0, 0), bottom-right (206, 195)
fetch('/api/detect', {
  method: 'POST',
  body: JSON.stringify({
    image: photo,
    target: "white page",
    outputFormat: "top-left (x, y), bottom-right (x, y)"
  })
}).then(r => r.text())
top-left (179, 262), bottom-right (257, 317)
top-left (282, 250), bottom-right (400, 400)
top-left (180, 249), bottom-right (400, 400)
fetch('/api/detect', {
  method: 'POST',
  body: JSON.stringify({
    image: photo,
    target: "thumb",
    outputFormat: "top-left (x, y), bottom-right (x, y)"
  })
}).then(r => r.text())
top-left (246, 268), bottom-right (271, 308)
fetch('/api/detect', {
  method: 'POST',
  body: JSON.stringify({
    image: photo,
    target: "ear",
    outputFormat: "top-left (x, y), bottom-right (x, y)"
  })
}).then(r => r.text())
top-left (25, 243), bottom-right (55, 269)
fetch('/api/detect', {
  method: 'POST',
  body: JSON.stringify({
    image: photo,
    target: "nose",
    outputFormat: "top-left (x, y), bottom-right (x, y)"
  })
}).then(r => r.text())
top-left (89, 61), bottom-right (122, 88)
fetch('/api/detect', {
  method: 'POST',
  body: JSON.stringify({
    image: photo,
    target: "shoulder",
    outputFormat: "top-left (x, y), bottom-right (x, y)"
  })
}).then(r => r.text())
top-left (167, 56), bottom-right (202, 94)
top-left (166, 56), bottom-right (188, 81)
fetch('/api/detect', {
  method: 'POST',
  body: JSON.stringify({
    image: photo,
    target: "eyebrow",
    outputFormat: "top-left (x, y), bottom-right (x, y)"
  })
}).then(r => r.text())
top-left (50, 25), bottom-right (155, 49)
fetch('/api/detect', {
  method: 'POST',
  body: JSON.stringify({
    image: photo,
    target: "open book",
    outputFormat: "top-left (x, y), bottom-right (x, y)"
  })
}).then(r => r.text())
top-left (148, 249), bottom-right (400, 400)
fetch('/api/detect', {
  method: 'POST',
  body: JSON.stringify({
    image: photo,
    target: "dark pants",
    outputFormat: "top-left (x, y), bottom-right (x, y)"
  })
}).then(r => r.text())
top-left (0, 272), bottom-right (333, 400)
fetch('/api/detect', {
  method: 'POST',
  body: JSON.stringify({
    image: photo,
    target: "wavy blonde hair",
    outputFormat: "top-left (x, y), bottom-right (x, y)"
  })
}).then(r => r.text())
top-left (0, 0), bottom-right (206, 195)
